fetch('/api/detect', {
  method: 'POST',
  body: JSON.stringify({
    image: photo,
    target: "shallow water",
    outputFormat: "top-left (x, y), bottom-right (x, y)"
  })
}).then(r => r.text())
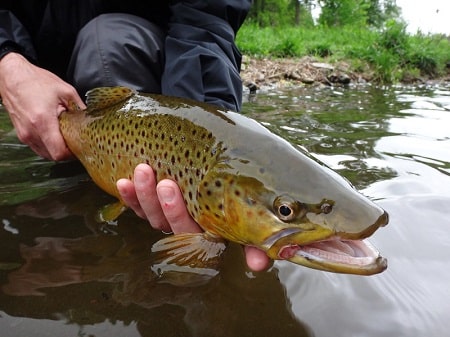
top-left (1, 83), bottom-right (449, 336)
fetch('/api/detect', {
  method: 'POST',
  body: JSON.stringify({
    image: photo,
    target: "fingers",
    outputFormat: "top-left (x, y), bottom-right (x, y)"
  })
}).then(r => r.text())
top-left (116, 178), bottom-right (148, 219)
top-left (118, 164), bottom-right (171, 232)
top-left (59, 85), bottom-right (86, 111)
top-left (156, 181), bottom-right (202, 234)
top-left (117, 164), bottom-right (202, 234)
top-left (244, 246), bottom-right (272, 272)
top-left (40, 117), bottom-right (74, 161)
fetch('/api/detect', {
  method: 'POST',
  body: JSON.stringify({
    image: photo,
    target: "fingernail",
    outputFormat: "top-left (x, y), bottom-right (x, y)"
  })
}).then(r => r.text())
top-left (157, 186), bottom-right (175, 203)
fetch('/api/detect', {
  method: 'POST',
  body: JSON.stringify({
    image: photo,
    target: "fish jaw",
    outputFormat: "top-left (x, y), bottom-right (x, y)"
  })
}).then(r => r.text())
top-left (263, 216), bottom-right (388, 275)
top-left (282, 237), bottom-right (386, 275)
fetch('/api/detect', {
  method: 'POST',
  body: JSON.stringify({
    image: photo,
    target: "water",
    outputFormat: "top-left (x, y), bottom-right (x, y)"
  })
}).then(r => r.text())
top-left (1, 83), bottom-right (449, 336)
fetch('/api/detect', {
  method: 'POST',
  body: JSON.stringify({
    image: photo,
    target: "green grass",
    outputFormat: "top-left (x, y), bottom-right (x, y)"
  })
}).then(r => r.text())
top-left (236, 22), bottom-right (450, 83)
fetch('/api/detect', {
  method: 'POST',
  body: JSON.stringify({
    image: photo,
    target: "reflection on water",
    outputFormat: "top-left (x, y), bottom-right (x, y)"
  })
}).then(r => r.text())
top-left (1, 83), bottom-right (450, 336)
top-left (0, 184), bottom-right (311, 337)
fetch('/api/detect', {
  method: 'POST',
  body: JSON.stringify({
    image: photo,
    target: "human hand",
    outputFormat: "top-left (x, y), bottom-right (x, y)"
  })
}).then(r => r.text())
top-left (117, 163), bottom-right (271, 272)
top-left (0, 53), bottom-right (86, 160)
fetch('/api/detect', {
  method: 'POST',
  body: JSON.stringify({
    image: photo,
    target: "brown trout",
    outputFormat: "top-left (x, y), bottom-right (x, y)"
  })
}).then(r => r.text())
top-left (60, 86), bottom-right (388, 276)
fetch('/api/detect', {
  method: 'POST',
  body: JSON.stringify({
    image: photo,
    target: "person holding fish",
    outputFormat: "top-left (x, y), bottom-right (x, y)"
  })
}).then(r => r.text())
top-left (0, 1), bottom-right (270, 271)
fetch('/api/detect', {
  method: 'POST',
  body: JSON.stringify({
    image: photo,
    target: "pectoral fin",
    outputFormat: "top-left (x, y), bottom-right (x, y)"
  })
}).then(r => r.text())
top-left (96, 202), bottom-right (127, 223)
top-left (150, 233), bottom-right (227, 284)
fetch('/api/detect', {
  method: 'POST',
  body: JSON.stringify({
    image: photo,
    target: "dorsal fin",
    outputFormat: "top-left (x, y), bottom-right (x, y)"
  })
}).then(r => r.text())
top-left (85, 86), bottom-right (136, 111)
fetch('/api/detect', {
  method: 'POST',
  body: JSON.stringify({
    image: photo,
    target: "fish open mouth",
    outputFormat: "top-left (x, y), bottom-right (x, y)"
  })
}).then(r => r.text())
top-left (279, 238), bottom-right (387, 275)
top-left (265, 230), bottom-right (387, 275)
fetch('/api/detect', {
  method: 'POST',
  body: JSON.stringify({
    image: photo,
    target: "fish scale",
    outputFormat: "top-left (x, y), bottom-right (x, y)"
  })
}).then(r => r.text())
top-left (60, 86), bottom-right (388, 276)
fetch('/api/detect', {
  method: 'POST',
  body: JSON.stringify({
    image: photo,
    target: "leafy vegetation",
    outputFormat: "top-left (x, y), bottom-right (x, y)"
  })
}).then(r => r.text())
top-left (238, 0), bottom-right (450, 83)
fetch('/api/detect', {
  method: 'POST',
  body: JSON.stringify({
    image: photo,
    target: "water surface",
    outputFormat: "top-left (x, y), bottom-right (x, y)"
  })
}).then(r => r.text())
top-left (1, 83), bottom-right (449, 336)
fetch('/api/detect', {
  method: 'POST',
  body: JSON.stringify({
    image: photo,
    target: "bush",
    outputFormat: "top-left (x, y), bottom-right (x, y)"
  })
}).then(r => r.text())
top-left (307, 43), bottom-right (333, 57)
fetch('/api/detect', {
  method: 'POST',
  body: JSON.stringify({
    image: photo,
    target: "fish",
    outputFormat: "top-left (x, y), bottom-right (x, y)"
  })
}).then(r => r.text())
top-left (59, 86), bottom-right (388, 276)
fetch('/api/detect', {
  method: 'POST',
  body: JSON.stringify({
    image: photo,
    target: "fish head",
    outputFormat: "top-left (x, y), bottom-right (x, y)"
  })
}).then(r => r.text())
top-left (200, 140), bottom-right (388, 275)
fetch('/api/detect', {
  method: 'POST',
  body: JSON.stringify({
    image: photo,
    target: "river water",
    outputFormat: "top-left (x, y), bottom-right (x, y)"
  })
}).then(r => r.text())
top-left (0, 83), bottom-right (449, 337)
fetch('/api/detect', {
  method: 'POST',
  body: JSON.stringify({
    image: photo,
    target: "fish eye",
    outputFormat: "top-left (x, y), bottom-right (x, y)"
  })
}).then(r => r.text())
top-left (279, 204), bottom-right (293, 218)
top-left (274, 195), bottom-right (302, 222)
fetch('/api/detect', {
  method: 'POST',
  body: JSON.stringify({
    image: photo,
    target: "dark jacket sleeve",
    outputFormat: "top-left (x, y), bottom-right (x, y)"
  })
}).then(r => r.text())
top-left (0, 10), bottom-right (37, 61)
top-left (161, 0), bottom-right (251, 112)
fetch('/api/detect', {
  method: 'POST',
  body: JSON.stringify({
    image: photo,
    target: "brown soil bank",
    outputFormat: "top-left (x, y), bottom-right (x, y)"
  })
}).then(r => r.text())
top-left (240, 56), bottom-right (450, 90)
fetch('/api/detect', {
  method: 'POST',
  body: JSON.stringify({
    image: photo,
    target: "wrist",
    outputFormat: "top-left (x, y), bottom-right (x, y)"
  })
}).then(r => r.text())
top-left (0, 52), bottom-right (28, 75)
top-left (0, 52), bottom-right (28, 100)
top-left (0, 42), bottom-right (22, 61)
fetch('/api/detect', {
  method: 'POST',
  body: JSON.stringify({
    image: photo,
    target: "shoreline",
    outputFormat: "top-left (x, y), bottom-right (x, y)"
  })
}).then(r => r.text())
top-left (240, 56), bottom-right (450, 90)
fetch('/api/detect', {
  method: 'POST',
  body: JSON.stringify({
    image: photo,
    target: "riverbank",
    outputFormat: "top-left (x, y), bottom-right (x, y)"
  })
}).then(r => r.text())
top-left (240, 55), bottom-right (450, 90)
top-left (236, 23), bottom-right (450, 89)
